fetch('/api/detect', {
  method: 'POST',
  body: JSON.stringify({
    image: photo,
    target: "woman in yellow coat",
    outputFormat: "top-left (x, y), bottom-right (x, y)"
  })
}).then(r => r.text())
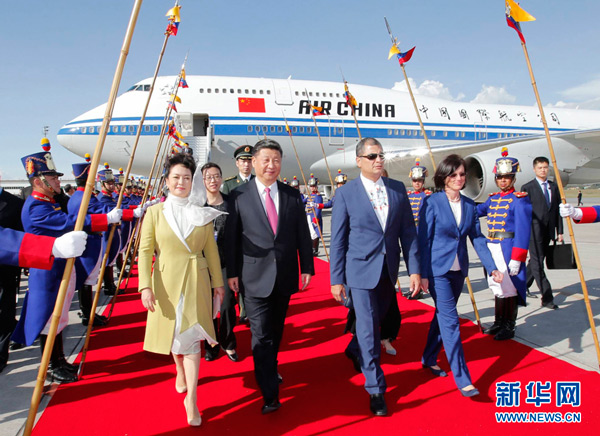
top-left (139, 153), bottom-right (225, 427)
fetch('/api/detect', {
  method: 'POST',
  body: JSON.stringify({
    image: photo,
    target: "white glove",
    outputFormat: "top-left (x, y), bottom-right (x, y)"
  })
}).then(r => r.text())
top-left (142, 200), bottom-right (155, 209)
top-left (133, 207), bottom-right (144, 219)
top-left (52, 231), bottom-right (88, 258)
top-left (508, 259), bottom-right (521, 276)
top-left (559, 203), bottom-right (582, 220)
top-left (106, 207), bottom-right (123, 224)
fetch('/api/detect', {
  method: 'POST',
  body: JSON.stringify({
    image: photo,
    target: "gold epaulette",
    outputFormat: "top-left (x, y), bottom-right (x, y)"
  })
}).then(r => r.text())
top-left (224, 176), bottom-right (237, 181)
top-left (407, 190), bottom-right (414, 194)
top-left (514, 191), bottom-right (528, 198)
top-left (489, 191), bottom-right (500, 197)
top-left (425, 189), bottom-right (432, 195)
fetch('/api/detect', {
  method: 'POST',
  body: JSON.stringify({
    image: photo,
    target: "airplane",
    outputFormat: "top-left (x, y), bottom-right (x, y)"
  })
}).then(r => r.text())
top-left (57, 75), bottom-right (600, 201)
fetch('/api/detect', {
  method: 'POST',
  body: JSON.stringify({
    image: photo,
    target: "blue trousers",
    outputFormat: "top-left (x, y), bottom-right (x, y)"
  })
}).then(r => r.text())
top-left (346, 266), bottom-right (395, 395)
top-left (422, 270), bottom-right (473, 389)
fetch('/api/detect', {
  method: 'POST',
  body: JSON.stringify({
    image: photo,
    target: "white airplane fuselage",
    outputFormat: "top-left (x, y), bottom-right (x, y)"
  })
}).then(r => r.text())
top-left (58, 75), bottom-right (600, 200)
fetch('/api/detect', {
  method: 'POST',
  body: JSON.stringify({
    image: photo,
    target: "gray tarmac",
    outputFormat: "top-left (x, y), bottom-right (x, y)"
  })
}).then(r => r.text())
top-left (1, 196), bottom-right (600, 435)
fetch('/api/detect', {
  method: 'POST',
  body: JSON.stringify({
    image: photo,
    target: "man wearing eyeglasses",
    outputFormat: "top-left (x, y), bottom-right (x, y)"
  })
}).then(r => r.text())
top-left (330, 137), bottom-right (420, 416)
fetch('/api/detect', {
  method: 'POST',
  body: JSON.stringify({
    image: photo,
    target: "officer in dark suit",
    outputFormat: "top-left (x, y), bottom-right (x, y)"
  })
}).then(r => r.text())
top-left (0, 181), bottom-right (24, 373)
top-left (221, 145), bottom-right (255, 194)
top-left (520, 156), bottom-right (563, 309)
top-left (225, 139), bottom-right (314, 414)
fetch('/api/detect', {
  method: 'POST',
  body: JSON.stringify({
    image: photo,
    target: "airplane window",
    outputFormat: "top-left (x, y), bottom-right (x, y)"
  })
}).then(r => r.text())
top-left (309, 92), bottom-right (313, 96)
top-left (144, 85), bottom-right (151, 91)
top-left (245, 89), bottom-right (249, 94)
top-left (316, 92), bottom-right (320, 97)
top-left (270, 126), bottom-right (275, 132)
top-left (263, 126), bottom-right (268, 132)
top-left (247, 126), bottom-right (252, 132)
top-left (431, 131), bottom-right (436, 137)
top-left (295, 91), bottom-right (299, 96)
top-left (215, 89), bottom-right (219, 93)
top-left (112, 126), bottom-right (118, 133)
top-left (277, 126), bottom-right (283, 133)
top-left (260, 90), bottom-right (264, 95)
top-left (292, 127), bottom-right (297, 133)
top-left (388, 129), bottom-right (392, 136)
top-left (144, 126), bottom-right (150, 132)
top-left (301, 92), bottom-right (306, 96)
top-left (299, 127), bottom-right (304, 133)
top-left (329, 93), bottom-right (333, 97)
top-left (394, 129), bottom-right (398, 135)
top-left (153, 125), bottom-right (159, 132)
top-left (455, 131), bottom-right (459, 137)
top-left (400, 129), bottom-right (405, 136)
top-left (129, 126), bottom-right (135, 133)
top-left (461, 132), bottom-right (465, 138)
top-left (81, 127), bottom-right (87, 134)
top-left (127, 85), bottom-right (137, 92)
top-left (336, 93), bottom-right (340, 98)
top-left (223, 88), bottom-right (226, 93)
top-left (230, 89), bottom-right (234, 93)
top-left (252, 90), bottom-right (256, 94)
top-left (121, 126), bottom-right (127, 132)
top-left (267, 90), bottom-right (271, 95)
top-left (337, 127), bottom-right (343, 134)
top-left (199, 89), bottom-right (204, 93)
top-left (207, 89), bottom-right (211, 93)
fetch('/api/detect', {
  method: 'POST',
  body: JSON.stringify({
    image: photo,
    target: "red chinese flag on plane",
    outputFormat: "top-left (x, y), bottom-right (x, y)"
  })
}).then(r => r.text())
top-left (238, 97), bottom-right (266, 113)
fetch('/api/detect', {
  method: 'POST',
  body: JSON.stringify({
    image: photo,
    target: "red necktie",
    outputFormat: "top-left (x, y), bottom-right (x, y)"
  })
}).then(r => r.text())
top-left (265, 187), bottom-right (278, 234)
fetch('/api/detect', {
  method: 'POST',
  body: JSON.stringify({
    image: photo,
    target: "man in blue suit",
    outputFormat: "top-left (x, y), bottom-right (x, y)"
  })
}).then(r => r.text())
top-left (330, 137), bottom-right (421, 416)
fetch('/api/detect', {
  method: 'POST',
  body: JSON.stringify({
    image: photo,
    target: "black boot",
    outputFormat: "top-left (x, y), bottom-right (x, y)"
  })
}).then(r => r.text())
top-left (39, 334), bottom-right (77, 383)
top-left (79, 285), bottom-right (107, 326)
top-left (312, 238), bottom-right (319, 257)
top-left (103, 266), bottom-right (119, 296)
top-left (494, 296), bottom-right (518, 341)
top-left (483, 297), bottom-right (504, 335)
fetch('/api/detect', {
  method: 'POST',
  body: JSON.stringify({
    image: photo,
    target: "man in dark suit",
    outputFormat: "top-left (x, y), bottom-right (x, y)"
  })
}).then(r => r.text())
top-left (226, 139), bottom-right (314, 414)
top-left (521, 156), bottom-right (563, 309)
top-left (0, 183), bottom-right (24, 373)
top-left (330, 137), bottom-right (421, 416)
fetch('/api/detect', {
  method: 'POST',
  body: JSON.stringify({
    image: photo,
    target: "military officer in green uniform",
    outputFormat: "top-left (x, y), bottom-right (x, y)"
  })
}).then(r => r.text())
top-left (221, 145), bottom-right (255, 195)
top-left (221, 144), bottom-right (254, 324)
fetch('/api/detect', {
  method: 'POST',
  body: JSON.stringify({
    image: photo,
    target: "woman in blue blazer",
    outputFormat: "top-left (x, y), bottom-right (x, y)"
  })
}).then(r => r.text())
top-left (417, 154), bottom-right (503, 397)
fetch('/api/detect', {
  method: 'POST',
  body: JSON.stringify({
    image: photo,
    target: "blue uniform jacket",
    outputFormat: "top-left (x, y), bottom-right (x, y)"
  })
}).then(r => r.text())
top-left (418, 192), bottom-right (497, 279)
top-left (0, 226), bottom-right (55, 270)
top-left (12, 193), bottom-right (107, 345)
top-left (477, 189), bottom-right (532, 303)
top-left (330, 177), bottom-right (420, 290)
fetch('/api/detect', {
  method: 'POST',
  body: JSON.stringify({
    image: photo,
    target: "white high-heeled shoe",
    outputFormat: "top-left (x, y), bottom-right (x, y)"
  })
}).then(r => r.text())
top-left (184, 398), bottom-right (202, 426)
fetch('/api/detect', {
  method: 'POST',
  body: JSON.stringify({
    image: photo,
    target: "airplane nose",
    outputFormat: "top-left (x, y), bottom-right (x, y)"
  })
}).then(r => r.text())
top-left (57, 123), bottom-right (77, 152)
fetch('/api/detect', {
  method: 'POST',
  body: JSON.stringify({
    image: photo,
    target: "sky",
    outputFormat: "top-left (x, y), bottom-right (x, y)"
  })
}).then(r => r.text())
top-left (1, 0), bottom-right (599, 179)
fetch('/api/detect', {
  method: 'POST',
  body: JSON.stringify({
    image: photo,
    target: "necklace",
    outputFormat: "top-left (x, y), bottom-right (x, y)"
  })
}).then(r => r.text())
top-left (446, 193), bottom-right (461, 202)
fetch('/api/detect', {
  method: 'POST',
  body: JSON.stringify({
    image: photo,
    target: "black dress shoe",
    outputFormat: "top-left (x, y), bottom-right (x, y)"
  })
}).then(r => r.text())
top-left (526, 290), bottom-right (538, 299)
top-left (204, 351), bottom-right (218, 362)
top-left (9, 341), bottom-right (23, 351)
top-left (344, 349), bottom-right (361, 373)
top-left (369, 393), bottom-right (387, 416)
top-left (277, 373), bottom-right (283, 384)
top-left (422, 364), bottom-right (448, 377)
top-left (48, 365), bottom-right (78, 383)
top-left (261, 399), bottom-right (281, 414)
top-left (225, 351), bottom-right (238, 362)
top-left (541, 301), bottom-right (559, 310)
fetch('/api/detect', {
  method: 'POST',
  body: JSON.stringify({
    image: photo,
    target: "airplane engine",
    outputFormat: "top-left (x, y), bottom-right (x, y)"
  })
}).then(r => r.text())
top-left (463, 143), bottom-right (571, 202)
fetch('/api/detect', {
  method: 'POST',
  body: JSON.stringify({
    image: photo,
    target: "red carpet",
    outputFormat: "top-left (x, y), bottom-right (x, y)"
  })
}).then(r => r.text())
top-left (33, 260), bottom-right (599, 435)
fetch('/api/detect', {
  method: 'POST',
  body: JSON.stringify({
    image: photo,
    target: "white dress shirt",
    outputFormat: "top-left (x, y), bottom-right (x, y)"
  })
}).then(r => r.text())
top-left (255, 178), bottom-right (279, 215)
top-left (536, 177), bottom-right (551, 202)
top-left (239, 173), bottom-right (251, 183)
top-left (360, 174), bottom-right (389, 231)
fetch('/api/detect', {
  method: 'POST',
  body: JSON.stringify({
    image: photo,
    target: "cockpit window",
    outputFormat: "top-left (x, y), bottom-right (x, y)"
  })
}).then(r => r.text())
top-left (126, 84), bottom-right (150, 92)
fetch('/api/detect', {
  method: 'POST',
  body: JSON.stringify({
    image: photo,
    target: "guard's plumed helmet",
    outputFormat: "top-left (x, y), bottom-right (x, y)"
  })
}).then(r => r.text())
top-left (493, 147), bottom-right (520, 176)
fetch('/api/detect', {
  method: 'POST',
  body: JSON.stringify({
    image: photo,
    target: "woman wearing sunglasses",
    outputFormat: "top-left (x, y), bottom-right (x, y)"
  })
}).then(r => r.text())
top-left (416, 154), bottom-right (502, 397)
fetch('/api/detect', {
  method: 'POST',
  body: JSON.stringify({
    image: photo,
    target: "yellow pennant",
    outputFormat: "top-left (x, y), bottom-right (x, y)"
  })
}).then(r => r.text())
top-left (506, 0), bottom-right (536, 22)
top-left (388, 43), bottom-right (401, 60)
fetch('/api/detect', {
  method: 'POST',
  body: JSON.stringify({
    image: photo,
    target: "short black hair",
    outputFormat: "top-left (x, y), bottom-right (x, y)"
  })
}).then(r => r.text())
top-left (253, 138), bottom-right (283, 157)
top-left (201, 162), bottom-right (222, 175)
top-left (533, 156), bottom-right (549, 166)
top-left (433, 154), bottom-right (466, 191)
top-left (356, 137), bottom-right (382, 157)
top-left (75, 178), bottom-right (86, 187)
top-left (165, 153), bottom-right (196, 177)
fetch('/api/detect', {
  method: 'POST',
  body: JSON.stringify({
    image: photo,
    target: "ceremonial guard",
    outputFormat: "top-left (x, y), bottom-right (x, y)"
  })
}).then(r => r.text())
top-left (561, 203), bottom-right (600, 223)
top-left (97, 164), bottom-right (135, 295)
top-left (407, 158), bottom-right (432, 228)
top-left (12, 140), bottom-right (121, 382)
top-left (477, 148), bottom-right (532, 340)
top-left (221, 145), bottom-right (255, 194)
top-left (319, 169), bottom-right (348, 208)
top-left (406, 158), bottom-right (431, 299)
top-left (304, 174), bottom-right (329, 257)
